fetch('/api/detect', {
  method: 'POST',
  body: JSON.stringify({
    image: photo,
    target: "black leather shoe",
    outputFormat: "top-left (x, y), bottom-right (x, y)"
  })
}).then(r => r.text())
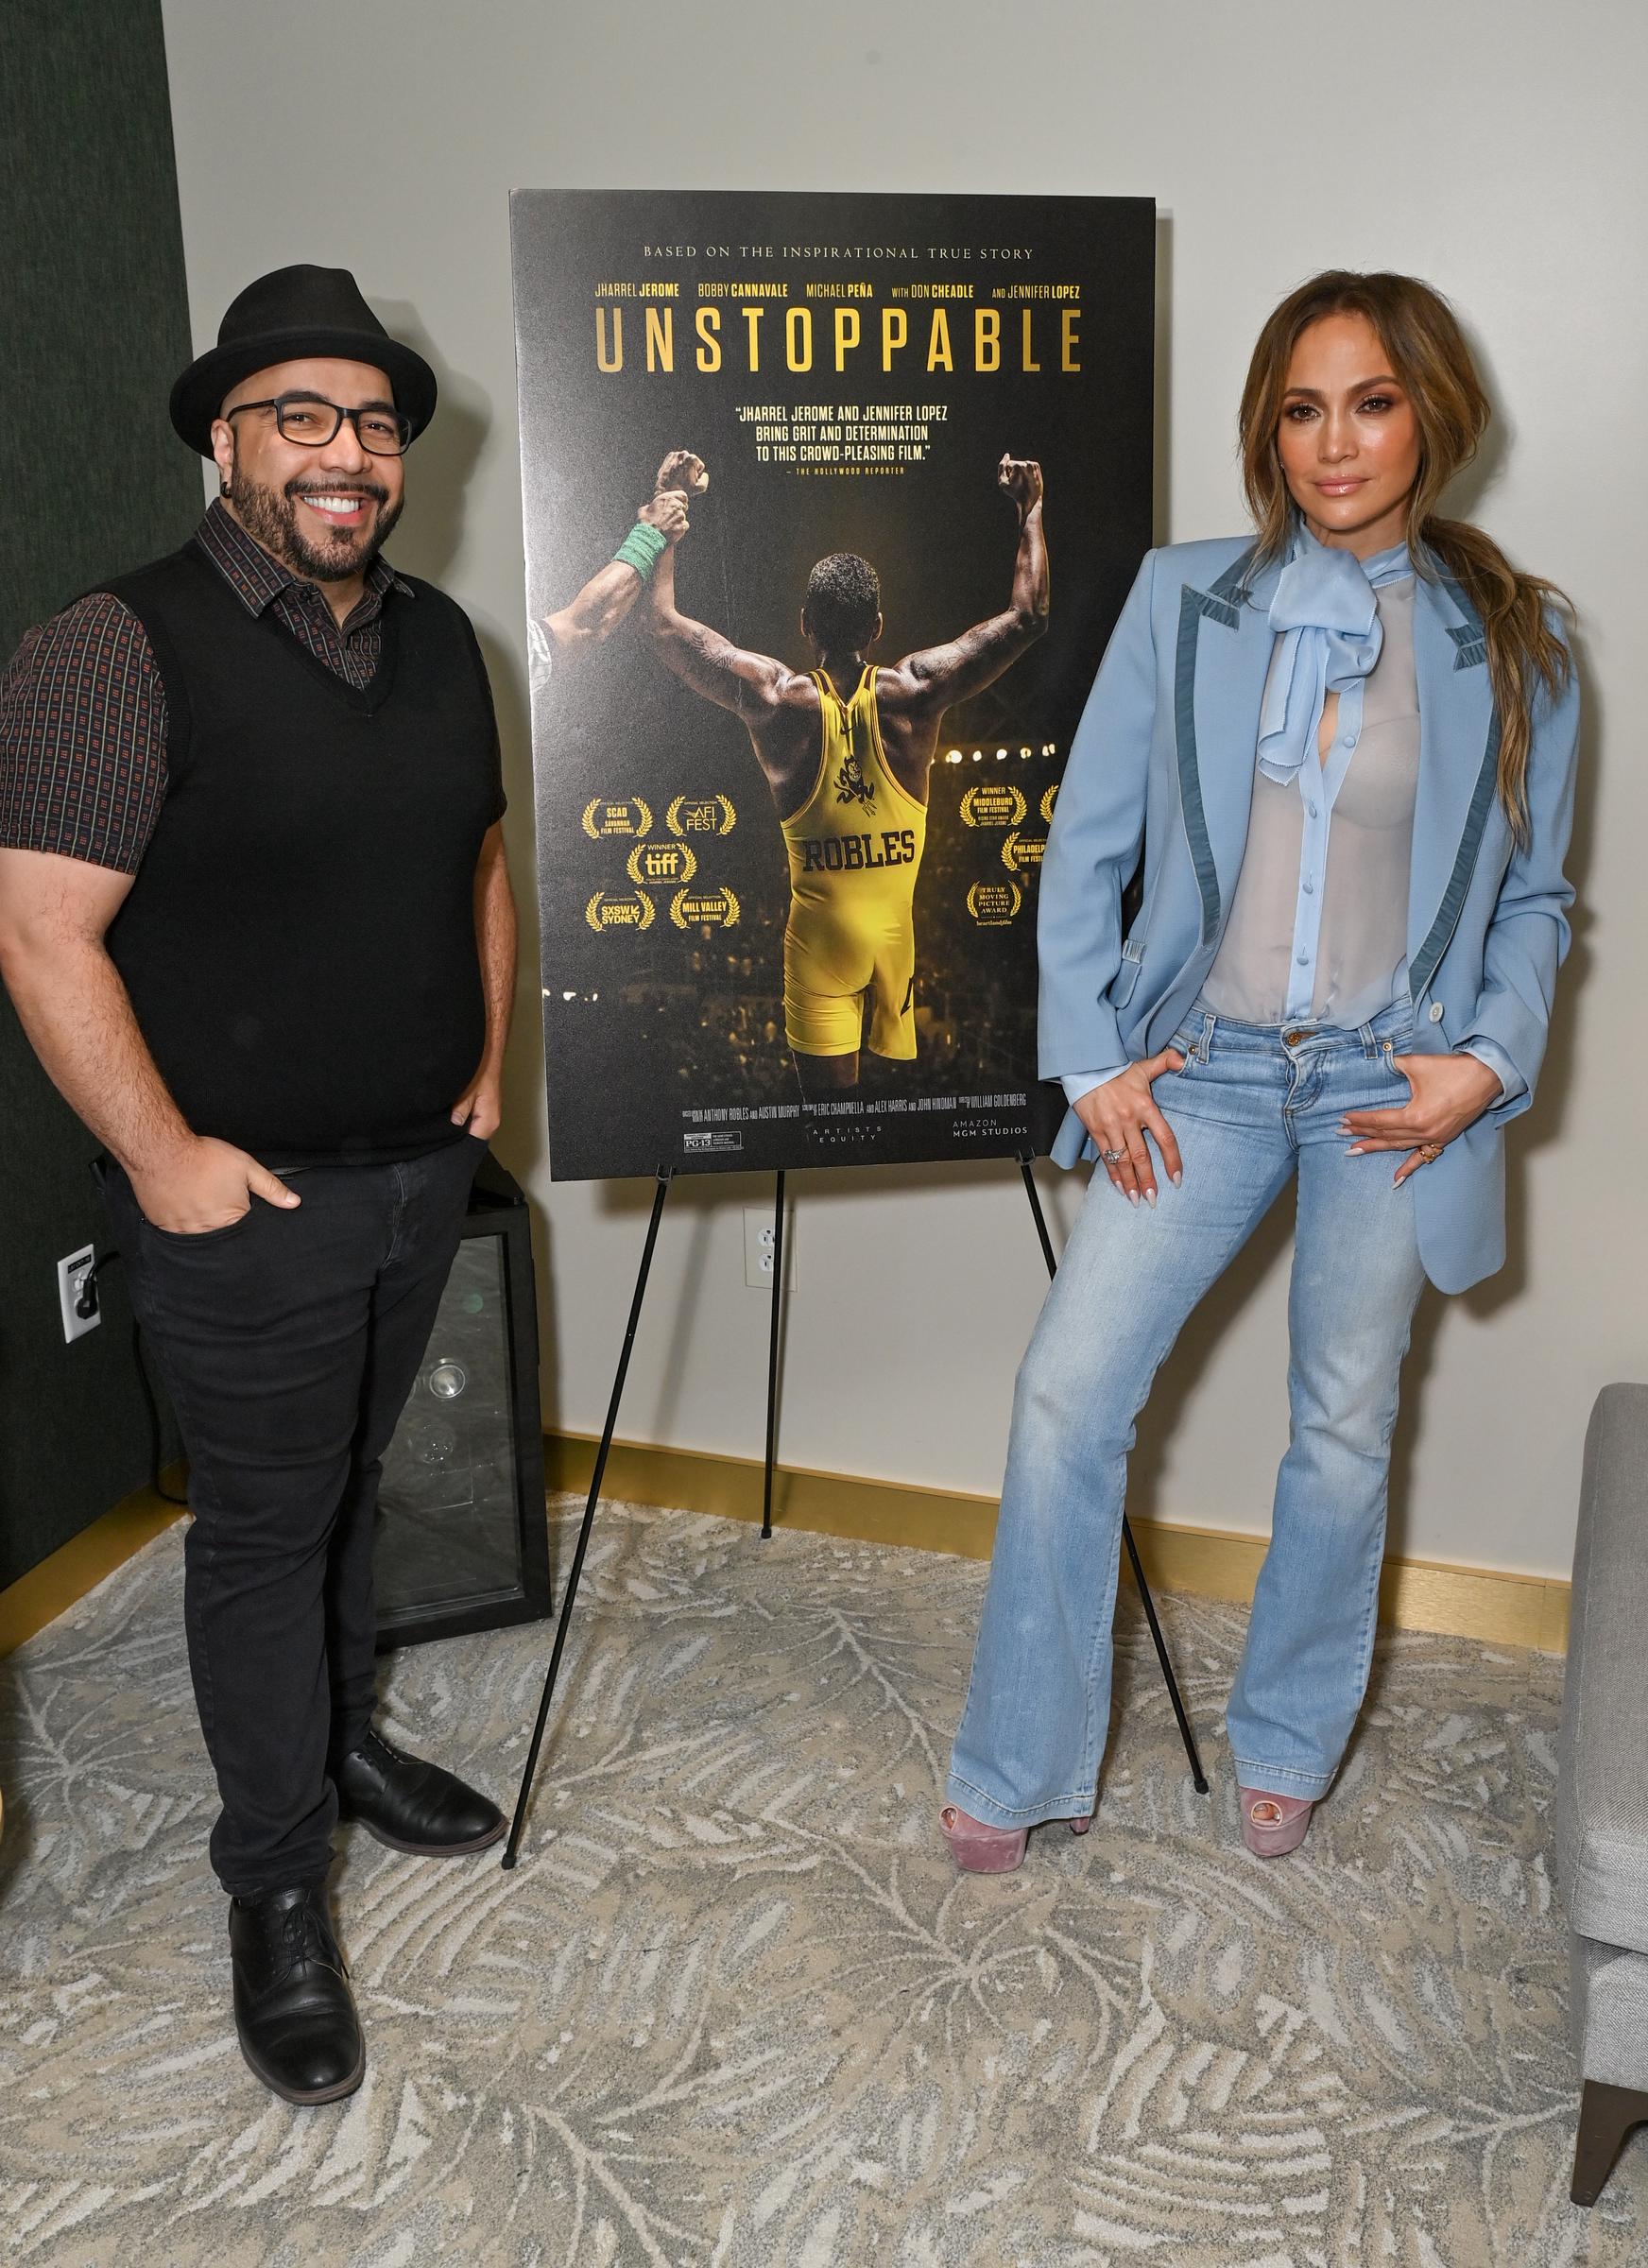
top-left (335, 1727), bottom-right (506, 1855)
top-left (229, 1882), bottom-right (364, 2105)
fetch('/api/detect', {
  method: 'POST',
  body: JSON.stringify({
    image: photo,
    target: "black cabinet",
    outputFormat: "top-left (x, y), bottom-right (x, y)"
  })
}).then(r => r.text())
top-left (373, 1156), bottom-right (552, 1647)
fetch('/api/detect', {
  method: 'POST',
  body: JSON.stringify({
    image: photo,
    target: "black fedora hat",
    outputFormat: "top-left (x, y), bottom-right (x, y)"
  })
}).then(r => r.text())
top-left (170, 264), bottom-right (438, 456)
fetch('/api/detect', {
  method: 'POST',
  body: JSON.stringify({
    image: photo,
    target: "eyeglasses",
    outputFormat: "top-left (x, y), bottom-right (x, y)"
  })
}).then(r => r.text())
top-left (225, 394), bottom-right (413, 456)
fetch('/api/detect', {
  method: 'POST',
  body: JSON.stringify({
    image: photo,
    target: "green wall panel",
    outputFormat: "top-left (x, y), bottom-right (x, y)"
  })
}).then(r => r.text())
top-left (1, 0), bottom-right (199, 1585)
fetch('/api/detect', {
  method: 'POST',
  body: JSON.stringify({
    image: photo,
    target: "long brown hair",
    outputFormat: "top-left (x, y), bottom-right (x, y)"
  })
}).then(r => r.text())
top-left (1239, 270), bottom-right (1571, 845)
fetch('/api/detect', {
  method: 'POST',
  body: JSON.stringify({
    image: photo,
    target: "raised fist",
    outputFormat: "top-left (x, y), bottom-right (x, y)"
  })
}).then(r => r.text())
top-left (655, 449), bottom-right (709, 500)
top-left (997, 454), bottom-right (1043, 518)
top-left (639, 490), bottom-right (691, 543)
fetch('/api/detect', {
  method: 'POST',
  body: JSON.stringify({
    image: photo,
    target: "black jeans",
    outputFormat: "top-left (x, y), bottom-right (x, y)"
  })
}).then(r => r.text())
top-left (103, 1137), bottom-right (483, 1897)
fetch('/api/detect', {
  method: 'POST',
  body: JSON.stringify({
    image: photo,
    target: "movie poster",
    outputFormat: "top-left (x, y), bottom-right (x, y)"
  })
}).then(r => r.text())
top-left (511, 190), bottom-right (1154, 1181)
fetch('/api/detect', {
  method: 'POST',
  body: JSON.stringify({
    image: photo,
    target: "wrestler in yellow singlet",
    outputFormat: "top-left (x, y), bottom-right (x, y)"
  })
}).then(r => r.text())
top-left (780, 666), bottom-right (927, 1058)
top-left (644, 450), bottom-right (1049, 1096)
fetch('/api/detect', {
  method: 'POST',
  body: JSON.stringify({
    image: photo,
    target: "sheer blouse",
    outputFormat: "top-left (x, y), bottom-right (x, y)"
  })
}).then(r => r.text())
top-left (1203, 576), bottom-right (1418, 1028)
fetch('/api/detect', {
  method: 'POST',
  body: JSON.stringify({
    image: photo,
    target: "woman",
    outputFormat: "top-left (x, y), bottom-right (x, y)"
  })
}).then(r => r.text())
top-left (941, 270), bottom-right (1578, 1871)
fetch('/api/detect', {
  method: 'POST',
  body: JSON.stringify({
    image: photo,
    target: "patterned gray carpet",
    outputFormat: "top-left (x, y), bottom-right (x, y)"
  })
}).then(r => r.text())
top-left (1, 1500), bottom-right (1642, 2266)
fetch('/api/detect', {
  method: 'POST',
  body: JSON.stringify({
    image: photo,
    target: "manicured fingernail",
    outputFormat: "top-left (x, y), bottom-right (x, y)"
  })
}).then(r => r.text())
top-left (1127, 1190), bottom-right (1140, 1206)
top-left (1143, 1188), bottom-right (1157, 1207)
top-left (1171, 1170), bottom-right (1182, 1186)
top-left (1346, 1144), bottom-right (1364, 1156)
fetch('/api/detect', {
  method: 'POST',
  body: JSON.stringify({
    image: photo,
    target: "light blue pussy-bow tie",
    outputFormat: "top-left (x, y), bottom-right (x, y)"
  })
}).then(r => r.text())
top-left (1257, 536), bottom-right (1411, 786)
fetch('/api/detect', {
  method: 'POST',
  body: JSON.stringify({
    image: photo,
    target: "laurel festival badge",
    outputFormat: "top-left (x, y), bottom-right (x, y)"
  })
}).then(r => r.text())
top-left (1001, 831), bottom-right (1047, 874)
top-left (960, 782), bottom-right (1026, 829)
top-left (670, 885), bottom-right (741, 931)
top-left (666, 794), bottom-right (736, 838)
top-left (585, 889), bottom-right (656, 932)
top-left (581, 795), bottom-right (654, 840)
top-left (627, 839), bottom-right (698, 887)
top-left (966, 881), bottom-right (1023, 926)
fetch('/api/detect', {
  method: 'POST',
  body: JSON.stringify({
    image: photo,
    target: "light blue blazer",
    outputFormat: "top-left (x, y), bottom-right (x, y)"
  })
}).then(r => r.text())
top-left (1039, 537), bottom-right (1580, 1293)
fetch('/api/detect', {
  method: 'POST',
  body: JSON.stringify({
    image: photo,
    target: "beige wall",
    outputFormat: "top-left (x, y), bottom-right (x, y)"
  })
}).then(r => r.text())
top-left (161, 0), bottom-right (1646, 1579)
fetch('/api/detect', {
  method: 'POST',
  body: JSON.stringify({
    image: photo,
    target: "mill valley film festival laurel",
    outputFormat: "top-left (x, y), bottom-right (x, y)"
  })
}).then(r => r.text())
top-left (511, 190), bottom-right (1154, 1181)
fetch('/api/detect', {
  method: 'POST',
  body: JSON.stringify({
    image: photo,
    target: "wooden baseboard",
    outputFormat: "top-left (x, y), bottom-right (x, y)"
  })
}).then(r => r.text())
top-left (0, 1441), bottom-right (1571, 1663)
top-left (0, 1471), bottom-right (188, 1660)
top-left (544, 1431), bottom-right (1573, 1656)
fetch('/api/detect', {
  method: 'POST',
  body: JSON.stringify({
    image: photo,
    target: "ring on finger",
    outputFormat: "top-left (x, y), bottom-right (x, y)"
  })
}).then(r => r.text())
top-left (1100, 1147), bottom-right (1125, 1165)
top-left (1416, 1141), bottom-right (1445, 1164)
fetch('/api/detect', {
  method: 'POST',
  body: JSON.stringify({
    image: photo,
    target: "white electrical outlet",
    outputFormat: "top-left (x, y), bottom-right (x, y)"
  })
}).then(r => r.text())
top-left (57, 1246), bottom-right (100, 1344)
top-left (743, 1207), bottom-right (797, 1290)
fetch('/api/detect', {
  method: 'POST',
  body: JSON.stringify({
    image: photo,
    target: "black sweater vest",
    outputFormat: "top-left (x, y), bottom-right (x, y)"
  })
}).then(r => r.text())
top-left (102, 541), bottom-right (501, 1164)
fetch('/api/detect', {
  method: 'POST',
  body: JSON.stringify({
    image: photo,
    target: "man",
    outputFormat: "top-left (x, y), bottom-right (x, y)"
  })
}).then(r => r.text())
top-left (643, 454), bottom-right (1048, 1097)
top-left (0, 266), bottom-right (512, 2106)
top-left (527, 448), bottom-right (706, 694)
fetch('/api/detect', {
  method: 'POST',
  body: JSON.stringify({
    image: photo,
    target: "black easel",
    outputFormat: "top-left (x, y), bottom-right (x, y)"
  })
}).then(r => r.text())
top-left (504, 1163), bottom-right (785, 1865)
top-left (505, 1148), bottom-right (1207, 1867)
top-left (761, 1171), bottom-right (784, 1540)
top-left (503, 1168), bottom-right (673, 1869)
top-left (1016, 1150), bottom-right (1209, 1795)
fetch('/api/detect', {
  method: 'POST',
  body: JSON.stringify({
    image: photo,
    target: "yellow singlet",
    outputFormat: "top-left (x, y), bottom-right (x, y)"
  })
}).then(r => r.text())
top-left (779, 666), bottom-right (927, 1058)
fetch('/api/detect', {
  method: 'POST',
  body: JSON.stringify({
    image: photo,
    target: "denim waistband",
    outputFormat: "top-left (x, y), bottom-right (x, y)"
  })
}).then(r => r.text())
top-left (1177, 995), bottom-right (1414, 1062)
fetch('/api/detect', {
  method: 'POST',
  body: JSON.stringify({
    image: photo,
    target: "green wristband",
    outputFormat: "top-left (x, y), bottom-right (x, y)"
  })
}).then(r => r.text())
top-left (613, 522), bottom-right (668, 579)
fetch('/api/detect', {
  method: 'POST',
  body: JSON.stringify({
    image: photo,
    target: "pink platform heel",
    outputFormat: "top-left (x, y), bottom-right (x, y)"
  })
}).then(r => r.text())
top-left (939, 1803), bottom-right (1092, 1874)
top-left (1239, 1789), bottom-right (1315, 1857)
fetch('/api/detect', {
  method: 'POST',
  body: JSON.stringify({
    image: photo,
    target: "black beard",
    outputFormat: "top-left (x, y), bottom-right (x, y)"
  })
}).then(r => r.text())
top-left (228, 464), bottom-right (402, 583)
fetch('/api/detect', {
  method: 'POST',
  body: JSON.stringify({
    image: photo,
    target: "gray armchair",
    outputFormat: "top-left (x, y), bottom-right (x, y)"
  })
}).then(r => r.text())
top-left (1556, 1383), bottom-right (1648, 2206)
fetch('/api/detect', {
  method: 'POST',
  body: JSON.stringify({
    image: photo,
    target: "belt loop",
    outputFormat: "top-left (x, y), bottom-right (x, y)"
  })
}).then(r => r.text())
top-left (1358, 1018), bottom-right (1377, 1057)
top-left (1198, 1010), bottom-right (1215, 1065)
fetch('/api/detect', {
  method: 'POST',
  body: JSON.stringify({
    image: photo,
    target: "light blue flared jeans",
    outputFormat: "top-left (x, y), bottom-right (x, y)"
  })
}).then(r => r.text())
top-left (947, 999), bottom-right (1428, 1827)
